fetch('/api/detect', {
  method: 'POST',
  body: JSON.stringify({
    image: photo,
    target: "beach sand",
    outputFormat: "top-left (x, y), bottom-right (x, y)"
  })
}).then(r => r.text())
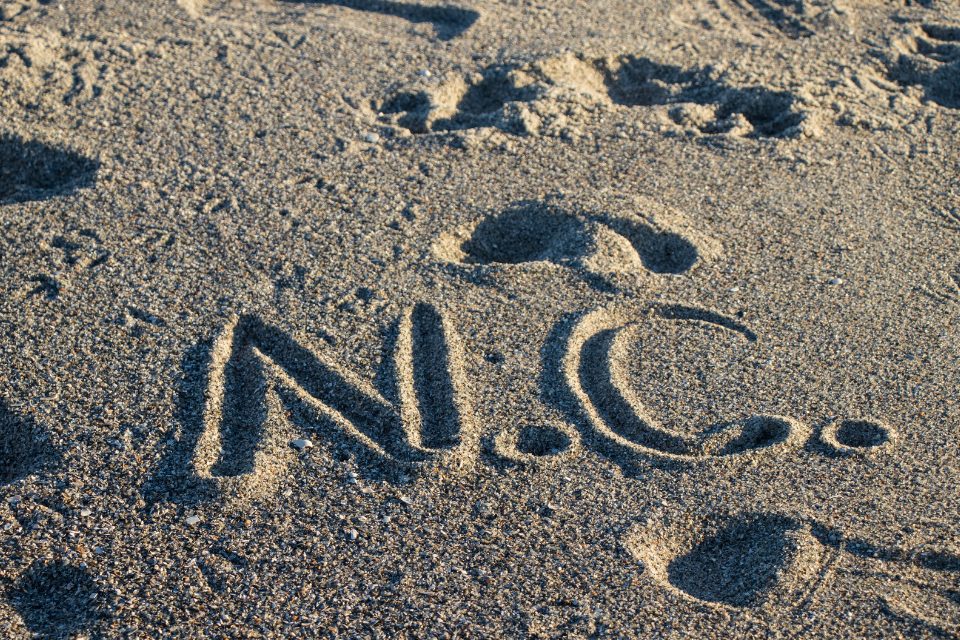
top-left (0, 0), bottom-right (959, 637)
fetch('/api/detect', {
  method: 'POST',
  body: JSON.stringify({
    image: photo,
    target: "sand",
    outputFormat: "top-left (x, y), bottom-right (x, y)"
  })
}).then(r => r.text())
top-left (0, 0), bottom-right (959, 637)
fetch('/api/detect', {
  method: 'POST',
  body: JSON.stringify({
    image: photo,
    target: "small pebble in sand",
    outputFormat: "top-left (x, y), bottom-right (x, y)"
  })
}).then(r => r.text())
top-left (186, 515), bottom-right (201, 526)
top-left (79, 508), bottom-right (92, 517)
top-left (828, 277), bottom-right (843, 285)
top-left (345, 528), bottom-right (359, 541)
top-left (399, 495), bottom-right (412, 506)
top-left (473, 501), bottom-right (493, 519)
top-left (362, 132), bottom-right (380, 144)
top-left (291, 439), bottom-right (313, 451)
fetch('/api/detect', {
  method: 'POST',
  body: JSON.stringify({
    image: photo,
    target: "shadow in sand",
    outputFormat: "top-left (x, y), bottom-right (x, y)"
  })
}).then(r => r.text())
top-left (0, 134), bottom-right (98, 205)
top-left (282, 0), bottom-right (479, 40)
top-left (9, 561), bottom-right (109, 638)
top-left (141, 339), bottom-right (218, 506)
top-left (654, 304), bottom-right (757, 342)
top-left (604, 57), bottom-right (804, 137)
top-left (0, 399), bottom-right (51, 485)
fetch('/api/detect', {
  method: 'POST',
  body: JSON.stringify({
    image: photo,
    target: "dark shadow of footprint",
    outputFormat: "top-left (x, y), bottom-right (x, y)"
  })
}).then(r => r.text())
top-left (0, 134), bottom-right (98, 205)
top-left (432, 197), bottom-right (719, 291)
top-left (626, 507), bottom-right (960, 633)
top-left (381, 52), bottom-right (807, 138)
top-left (281, 0), bottom-right (479, 40)
top-left (666, 514), bottom-right (813, 607)
top-left (0, 399), bottom-right (49, 485)
top-left (606, 56), bottom-right (804, 137)
top-left (624, 510), bottom-right (837, 614)
top-left (9, 561), bottom-right (108, 638)
top-left (451, 202), bottom-right (596, 267)
top-left (886, 23), bottom-right (960, 110)
top-left (591, 216), bottom-right (700, 275)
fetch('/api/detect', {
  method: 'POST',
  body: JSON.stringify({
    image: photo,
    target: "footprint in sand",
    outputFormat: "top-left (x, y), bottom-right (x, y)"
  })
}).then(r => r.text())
top-left (669, 0), bottom-right (855, 41)
top-left (379, 51), bottom-right (810, 139)
top-left (624, 511), bottom-right (831, 611)
top-left (934, 205), bottom-right (960, 233)
top-left (0, 134), bottom-right (98, 206)
top-left (886, 22), bottom-right (960, 109)
top-left (432, 193), bottom-right (720, 291)
top-left (0, 400), bottom-right (46, 485)
top-left (8, 561), bottom-right (109, 637)
top-left (0, 0), bottom-right (53, 23)
top-left (921, 263), bottom-right (960, 307)
top-left (920, 209), bottom-right (960, 306)
top-left (623, 508), bottom-right (960, 634)
top-left (0, 30), bottom-right (108, 110)
top-left (18, 228), bottom-right (111, 302)
top-left (184, 302), bottom-right (478, 502)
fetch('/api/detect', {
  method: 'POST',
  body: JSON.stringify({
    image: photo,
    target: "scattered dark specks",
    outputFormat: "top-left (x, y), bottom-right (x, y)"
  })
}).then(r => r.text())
top-left (26, 275), bottom-right (60, 299)
top-left (356, 287), bottom-right (375, 303)
top-left (485, 351), bottom-right (505, 364)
